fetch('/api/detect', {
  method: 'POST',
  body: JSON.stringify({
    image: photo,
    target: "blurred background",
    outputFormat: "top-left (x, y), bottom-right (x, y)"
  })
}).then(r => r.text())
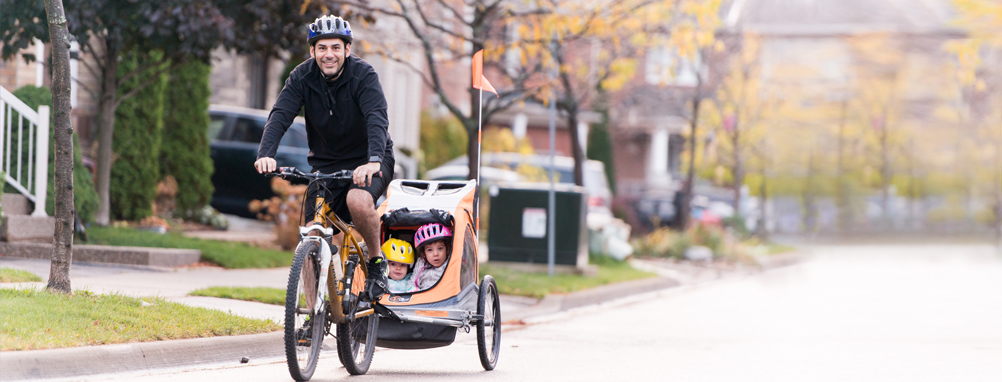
top-left (2, 3), bottom-right (1002, 377)
top-left (2, 0), bottom-right (1000, 248)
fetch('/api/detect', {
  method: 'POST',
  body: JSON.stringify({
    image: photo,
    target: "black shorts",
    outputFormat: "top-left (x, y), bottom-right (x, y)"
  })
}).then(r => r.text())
top-left (302, 158), bottom-right (394, 226)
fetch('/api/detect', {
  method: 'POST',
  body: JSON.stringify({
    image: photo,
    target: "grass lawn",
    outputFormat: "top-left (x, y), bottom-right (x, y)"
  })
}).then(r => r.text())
top-left (81, 226), bottom-right (292, 269)
top-left (189, 286), bottom-right (286, 306)
top-left (767, 243), bottom-right (797, 255)
top-left (1, 268), bottom-right (43, 283)
top-left (480, 255), bottom-right (656, 299)
top-left (0, 288), bottom-right (280, 351)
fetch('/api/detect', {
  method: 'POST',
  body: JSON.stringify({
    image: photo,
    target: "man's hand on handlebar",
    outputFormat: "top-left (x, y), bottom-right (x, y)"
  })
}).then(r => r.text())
top-left (254, 157), bottom-right (277, 174)
top-left (353, 162), bottom-right (381, 187)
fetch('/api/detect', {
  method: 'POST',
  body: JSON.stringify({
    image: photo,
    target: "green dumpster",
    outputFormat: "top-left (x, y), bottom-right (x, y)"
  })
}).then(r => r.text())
top-left (486, 183), bottom-right (588, 269)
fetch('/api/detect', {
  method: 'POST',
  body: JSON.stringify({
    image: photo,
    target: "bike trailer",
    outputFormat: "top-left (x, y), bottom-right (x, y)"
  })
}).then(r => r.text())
top-left (375, 179), bottom-right (484, 349)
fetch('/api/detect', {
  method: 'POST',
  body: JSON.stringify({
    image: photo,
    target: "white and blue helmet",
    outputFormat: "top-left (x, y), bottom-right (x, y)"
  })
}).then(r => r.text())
top-left (308, 15), bottom-right (353, 45)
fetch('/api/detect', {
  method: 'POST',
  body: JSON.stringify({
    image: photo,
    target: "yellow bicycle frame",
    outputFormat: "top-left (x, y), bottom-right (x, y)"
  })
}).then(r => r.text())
top-left (311, 195), bottom-right (375, 324)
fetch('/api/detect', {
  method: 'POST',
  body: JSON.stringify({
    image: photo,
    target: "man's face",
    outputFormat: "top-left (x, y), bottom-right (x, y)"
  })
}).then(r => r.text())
top-left (310, 38), bottom-right (350, 77)
top-left (387, 261), bottom-right (409, 281)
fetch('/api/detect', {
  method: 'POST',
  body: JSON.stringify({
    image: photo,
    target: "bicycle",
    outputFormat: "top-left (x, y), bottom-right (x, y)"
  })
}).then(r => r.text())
top-left (270, 167), bottom-right (383, 379)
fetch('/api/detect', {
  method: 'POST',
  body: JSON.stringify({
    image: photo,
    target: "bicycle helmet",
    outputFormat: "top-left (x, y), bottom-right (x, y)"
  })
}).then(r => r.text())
top-left (381, 238), bottom-right (415, 265)
top-left (308, 15), bottom-right (353, 45)
top-left (414, 223), bottom-right (452, 248)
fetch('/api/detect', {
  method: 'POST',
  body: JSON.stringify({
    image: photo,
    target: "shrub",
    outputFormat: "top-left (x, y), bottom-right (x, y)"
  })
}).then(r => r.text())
top-left (249, 177), bottom-right (307, 250)
top-left (161, 60), bottom-right (214, 214)
top-left (586, 114), bottom-right (616, 193)
top-left (633, 224), bottom-right (729, 260)
top-left (7, 85), bottom-right (98, 223)
top-left (110, 52), bottom-right (167, 221)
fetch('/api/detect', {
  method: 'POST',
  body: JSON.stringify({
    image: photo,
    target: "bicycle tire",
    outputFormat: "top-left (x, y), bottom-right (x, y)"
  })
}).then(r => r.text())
top-left (284, 240), bottom-right (326, 381)
top-left (477, 275), bottom-right (501, 370)
top-left (335, 262), bottom-right (378, 375)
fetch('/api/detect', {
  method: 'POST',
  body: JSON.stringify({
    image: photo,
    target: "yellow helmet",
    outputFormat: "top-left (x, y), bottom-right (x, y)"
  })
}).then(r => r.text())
top-left (381, 238), bottom-right (414, 265)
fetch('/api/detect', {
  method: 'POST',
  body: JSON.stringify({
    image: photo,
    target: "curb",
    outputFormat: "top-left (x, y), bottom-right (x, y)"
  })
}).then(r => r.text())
top-left (0, 332), bottom-right (284, 381)
top-left (0, 242), bottom-right (201, 267)
top-left (503, 276), bottom-right (681, 322)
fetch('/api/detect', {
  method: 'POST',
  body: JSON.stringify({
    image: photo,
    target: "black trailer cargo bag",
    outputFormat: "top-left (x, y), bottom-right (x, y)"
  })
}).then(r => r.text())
top-left (381, 207), bottom-right (454, 228)
top-left (375, 318), bottom-right (457, 349)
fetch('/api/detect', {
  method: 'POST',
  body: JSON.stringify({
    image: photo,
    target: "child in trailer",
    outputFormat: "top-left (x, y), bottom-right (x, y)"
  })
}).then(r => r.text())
top-left (412, 223), bottom-right (452, 290)
top-left (381, 238), bottom-right (417, 293)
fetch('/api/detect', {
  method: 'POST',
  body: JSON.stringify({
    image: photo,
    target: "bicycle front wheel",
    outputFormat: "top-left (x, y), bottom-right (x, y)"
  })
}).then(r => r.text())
top-left (284, 240), bottom-right (326, 381)
top-left (336, 262), bottom-right (378, 375)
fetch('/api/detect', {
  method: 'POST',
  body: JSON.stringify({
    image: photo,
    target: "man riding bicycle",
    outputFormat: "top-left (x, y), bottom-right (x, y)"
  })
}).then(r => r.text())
top-left (255, 14), bottom-right (393, 301)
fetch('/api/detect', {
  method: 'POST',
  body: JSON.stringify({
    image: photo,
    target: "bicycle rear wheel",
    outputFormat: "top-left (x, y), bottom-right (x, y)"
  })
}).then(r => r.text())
top-left (284, 240), bottom-right (326, 381)
top-left (336, 262), bottom-right (378, 375)
top-left (477, 275), bottom-right (501, 370)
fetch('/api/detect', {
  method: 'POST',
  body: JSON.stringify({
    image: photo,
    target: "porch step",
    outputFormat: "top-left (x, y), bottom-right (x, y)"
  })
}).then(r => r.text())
top-left (1, 214), bottom-right (55, 242)
top-left (0, 242), bottom-right (201, 268)
top-left (1, 193), bottom-right (32, 216)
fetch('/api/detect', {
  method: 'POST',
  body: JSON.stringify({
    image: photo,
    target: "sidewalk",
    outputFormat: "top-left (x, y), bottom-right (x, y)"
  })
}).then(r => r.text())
top-left (180, 214), bottom-right (277, 244)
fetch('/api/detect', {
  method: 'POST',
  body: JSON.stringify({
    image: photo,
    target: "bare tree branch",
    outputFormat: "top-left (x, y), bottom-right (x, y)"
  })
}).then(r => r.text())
top-left (116, 52), bottom-right (175, 88)
top-left (413, 0), bottom-right (476, 44)
top-left (390, 0), bottom-right (467, 122)
top-left (329, 0), bottom-right (411, 19)
top-left (113, 60), bottom-right (174, 107)
top-left (78, 52), bottom-right (103, 82)
top-left (376, 49), bottom-right (437, 89)
top-left (79, 40), bottom-right (105, 76)
top-left (76, 80), bottom-right (100, 100)
top-left (433, 0), bottom-right (469, 27)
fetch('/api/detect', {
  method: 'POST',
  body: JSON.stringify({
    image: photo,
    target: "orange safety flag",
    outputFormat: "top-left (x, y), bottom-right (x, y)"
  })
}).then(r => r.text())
top-left (472, 50), bottom-right (498, 97)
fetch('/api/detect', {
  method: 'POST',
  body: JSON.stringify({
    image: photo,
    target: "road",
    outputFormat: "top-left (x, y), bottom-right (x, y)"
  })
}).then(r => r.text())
top-left (86, 243), bottom-right (1002, 381)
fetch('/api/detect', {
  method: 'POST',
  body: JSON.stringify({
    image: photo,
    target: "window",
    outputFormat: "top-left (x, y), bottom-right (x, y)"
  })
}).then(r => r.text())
top-left (208, 115), bottom-right (227, 140)
top-left (645, 47), bottom-right (702, 86)
top-left (230, 117), bottom-right (265, 143)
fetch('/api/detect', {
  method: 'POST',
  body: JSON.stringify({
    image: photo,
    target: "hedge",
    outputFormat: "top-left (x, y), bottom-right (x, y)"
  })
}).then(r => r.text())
top-left (109, 51), bottom-right (167, 221)
top-left (161, 60), bottom-right (214, 213)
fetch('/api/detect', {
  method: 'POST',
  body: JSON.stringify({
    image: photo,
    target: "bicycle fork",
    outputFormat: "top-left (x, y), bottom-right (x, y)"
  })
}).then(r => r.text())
top-left (302, 236), bottom-right (335, 316)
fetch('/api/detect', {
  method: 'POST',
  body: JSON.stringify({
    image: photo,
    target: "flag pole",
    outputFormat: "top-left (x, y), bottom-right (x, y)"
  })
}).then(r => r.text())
top-left (476, 86), bottom-right (483, 232)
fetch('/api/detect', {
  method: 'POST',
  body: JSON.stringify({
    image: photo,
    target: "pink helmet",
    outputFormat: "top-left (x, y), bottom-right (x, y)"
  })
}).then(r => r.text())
top-left (414, 223), bottom-right (452, 248)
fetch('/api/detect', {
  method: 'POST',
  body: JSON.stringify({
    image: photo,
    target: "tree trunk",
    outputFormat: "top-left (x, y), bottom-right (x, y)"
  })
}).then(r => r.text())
top-left (804, 147), bottom-right (818, 235)
top-left (836, 99), bottom-right (848, 233)
top-left (566, 109), bottom-right (584, 187)
top-left (879, 123), bottom-right (891, 228)
top-left (553, 43), bottom-right (584, 188)
top-left (94, 40), bottom-right (119, 226)
top-left (680, 97), bottom-right (701, 229)
top-left (467, 94), bottom-right (480, 183)
top-left (756, 170), bottom-right (769, 240)
top-left (44, 0), bottom-right (75, 294)
top-left (731, 123), bottom-right (742, 218)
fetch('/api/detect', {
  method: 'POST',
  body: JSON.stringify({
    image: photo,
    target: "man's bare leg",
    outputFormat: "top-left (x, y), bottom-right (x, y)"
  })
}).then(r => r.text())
top-left (346, 189), bottom-right (381, 261)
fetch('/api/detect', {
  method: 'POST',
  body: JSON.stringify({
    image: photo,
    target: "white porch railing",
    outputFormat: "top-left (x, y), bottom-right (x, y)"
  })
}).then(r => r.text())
top-left (1, 86), bottom-right (50, 217)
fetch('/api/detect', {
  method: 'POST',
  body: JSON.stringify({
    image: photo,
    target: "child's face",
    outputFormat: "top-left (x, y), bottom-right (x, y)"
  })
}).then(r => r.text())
top-left (387, 261), bottom-right (409, 281)
top-left (423, 241), bottom-right (448, 268)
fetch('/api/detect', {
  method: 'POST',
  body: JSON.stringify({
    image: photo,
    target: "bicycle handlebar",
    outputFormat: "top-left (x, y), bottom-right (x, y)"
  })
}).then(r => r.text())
top-left (266, 167), bottom-right (382, 181)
